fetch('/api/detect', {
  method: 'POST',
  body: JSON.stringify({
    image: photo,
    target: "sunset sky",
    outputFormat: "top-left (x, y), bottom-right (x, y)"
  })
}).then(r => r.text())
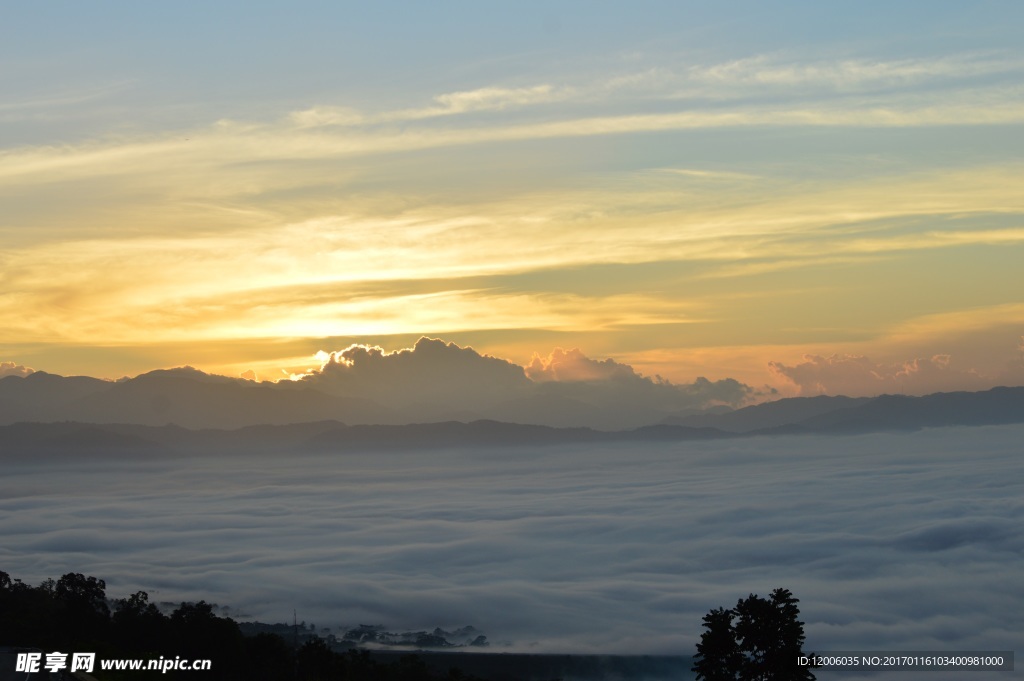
top-left (3, 1), bottom-right (1023, 398)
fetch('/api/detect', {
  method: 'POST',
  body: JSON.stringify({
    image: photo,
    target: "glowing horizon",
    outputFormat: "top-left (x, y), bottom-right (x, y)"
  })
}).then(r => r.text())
top-left (3, 2), bottom-right (1023, 398)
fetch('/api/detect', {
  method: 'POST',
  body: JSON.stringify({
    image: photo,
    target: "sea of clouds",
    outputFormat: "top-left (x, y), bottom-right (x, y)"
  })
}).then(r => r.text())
top-left (2, 425), bottom-right (1021, 678)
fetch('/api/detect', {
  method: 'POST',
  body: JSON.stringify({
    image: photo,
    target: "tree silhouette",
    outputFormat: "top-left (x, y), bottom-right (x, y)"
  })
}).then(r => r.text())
top-left (693, 606), bottom-right (742, 681)
top-left (2, 568), bottom-right (495, 681)
top-left (112, 590), bottom-right (169, 652)
top-left (54, 572), bottom-right (110, 647)
top-left (693, 588), bottom-right (816, 681)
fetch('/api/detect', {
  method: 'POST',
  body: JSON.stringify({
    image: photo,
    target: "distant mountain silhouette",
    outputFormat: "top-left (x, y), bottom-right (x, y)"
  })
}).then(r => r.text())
top-left (0, 368), bottom-right (391, 428)
top-left (0, 419), bottom-right (734, 458)
top-left (1, 366), bottom-right (1022, 438)
top-left (662, 395), bottom-right (871, 432)
top-left (0, 365), bottom-right (734, 430)
top-left (0, 371), bottom-right (110, 422)
top-left (2, 386), bottom-right (1022, 459)
top-left (799, 386), bottom-right (1024, 432)
top-left (0, 421), bottom-right (170, 460)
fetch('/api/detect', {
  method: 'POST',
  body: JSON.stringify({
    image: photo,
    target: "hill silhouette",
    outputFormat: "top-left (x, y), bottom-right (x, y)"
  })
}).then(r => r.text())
top-left (1, 365), bottom-right (1022, 440)
top-left (2, 386), bottom-right (1022, 458)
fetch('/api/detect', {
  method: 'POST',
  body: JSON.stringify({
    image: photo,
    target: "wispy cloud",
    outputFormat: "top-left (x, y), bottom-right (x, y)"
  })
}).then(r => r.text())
top-left (288, 84), bottom-right (569, 129)
top-left (2, 158), bottom-right (1022, 358)
top-left (0, 80), bottom-right (134, 116)
top-left (280, 52), bottom-right (1024, 133)
top-left (5, 97), bottom-right (1024, 194)
top-left (686, 52), bottom-right (1024, 90)
top-left (7, 52), bottom-right (1024, 187)
top-left (3, 48), bottom-right (1022, 384)
top-left (656, 167), bottom-right (759, 180)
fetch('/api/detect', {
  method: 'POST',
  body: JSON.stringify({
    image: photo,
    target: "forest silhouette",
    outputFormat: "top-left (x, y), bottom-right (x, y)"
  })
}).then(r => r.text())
top-left (1, 570), bottom-right (490, 680)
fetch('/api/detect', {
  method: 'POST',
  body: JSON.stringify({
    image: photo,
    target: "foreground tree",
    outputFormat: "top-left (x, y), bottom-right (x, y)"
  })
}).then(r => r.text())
top-left (693, 588), bottom-right (816, 681)
top-left (693, 606), bottom-right (742, 681)
top-left (53, 572), bottom-right (111, 647)
top-left (112, 590), bottom-right (170, 653)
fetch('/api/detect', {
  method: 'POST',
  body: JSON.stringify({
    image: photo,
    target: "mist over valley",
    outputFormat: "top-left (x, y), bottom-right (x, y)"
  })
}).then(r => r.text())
top-left (3, 422), bottom-right (1020, 671)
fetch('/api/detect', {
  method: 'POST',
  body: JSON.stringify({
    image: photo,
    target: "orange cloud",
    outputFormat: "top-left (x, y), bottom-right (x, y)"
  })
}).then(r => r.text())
top-left (768, 353), bottom-right (995, 396)
top-left (0, 361), bottom-right (35, 378)
top-left (526, 348), bottom-right (640, 383)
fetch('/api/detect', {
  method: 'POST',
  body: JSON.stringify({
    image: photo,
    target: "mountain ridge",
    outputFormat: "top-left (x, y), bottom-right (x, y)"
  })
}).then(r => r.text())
top-left (5, 365), bottom-right (1022, 432)
top-left (2, 386), bottom-right (1022, 457)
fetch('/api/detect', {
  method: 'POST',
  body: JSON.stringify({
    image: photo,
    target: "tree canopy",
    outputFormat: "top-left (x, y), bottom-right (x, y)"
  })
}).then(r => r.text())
top-left (1, 569), bottom-right (488, 680)
top-left (693, 588), bottom-right (816, 681)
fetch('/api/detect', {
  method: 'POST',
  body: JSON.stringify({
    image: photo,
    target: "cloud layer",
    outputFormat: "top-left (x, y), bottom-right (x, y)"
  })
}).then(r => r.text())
top-left (3, 39), bottom-right (1024, 391)
top-left (2, 425), bottom-right (1021, 665)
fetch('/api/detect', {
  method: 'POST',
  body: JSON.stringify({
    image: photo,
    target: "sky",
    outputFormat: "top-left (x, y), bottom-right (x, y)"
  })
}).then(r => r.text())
top-left (3, 1), bottom-right (1024, 397)
top-left (4, 425), bottom-right (1022, 669)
